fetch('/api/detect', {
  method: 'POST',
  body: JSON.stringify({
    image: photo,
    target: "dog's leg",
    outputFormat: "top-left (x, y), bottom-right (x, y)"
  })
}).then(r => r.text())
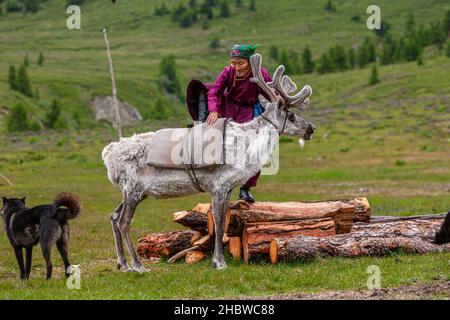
top-left (118, 195), bottom-right (146, 273)
top-left (110, 202), bottom-right (128, 271)
top-left (211, 187), bottom-right (232, 270)
top-left (40, 220), bottom-right (59, 279)
top-left (41, 243), bottom-right (52, 280)
top-left (25, 246), bottom-right (33, 279)
top-left (56, 224), bottom-right (71, 277)
top-left (13, 246), bottom-right (26, 280)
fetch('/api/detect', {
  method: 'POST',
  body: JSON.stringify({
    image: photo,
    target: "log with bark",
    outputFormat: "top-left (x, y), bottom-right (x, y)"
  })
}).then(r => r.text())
top-left (242, 218), bottom-right (336, 263)
top-left (269, 218), bottom-right (450, 264)
top-left (137, 229), bottom-right (197, 259)
top-left (173, 210), bottom-right (209, 234)
top-left (173, 198), bottom-right (371, 236)
top-left (365, 213), bottom-right (446, 224)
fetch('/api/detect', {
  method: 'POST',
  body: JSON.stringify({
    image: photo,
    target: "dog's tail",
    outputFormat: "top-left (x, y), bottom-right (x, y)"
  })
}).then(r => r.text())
top-left (435, 210), bottom-right (450, 244)
top-left (54, 193), bottom-right (81, 221)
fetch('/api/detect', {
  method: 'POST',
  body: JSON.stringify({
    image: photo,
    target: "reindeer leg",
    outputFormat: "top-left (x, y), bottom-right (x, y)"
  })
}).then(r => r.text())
top-left (211, 187), bottom-right (232, 270)
top-left (110, 202), bottom-right (129, 271)
top-left (118, 195), bottom-right (147, 273)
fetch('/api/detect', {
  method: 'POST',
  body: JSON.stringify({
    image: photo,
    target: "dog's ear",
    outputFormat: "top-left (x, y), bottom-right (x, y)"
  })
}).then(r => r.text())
top-left (20, 197), bottom-right (26, 204)
top-left (2, 197), bottom-right (7, 204)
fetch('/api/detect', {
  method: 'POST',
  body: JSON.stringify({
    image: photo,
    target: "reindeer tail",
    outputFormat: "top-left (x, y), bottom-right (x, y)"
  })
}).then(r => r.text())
top-left (54, 192), bottom-right (81, 221)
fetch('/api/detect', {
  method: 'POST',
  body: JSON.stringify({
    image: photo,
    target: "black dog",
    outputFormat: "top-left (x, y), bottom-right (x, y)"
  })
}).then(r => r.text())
top-left (1, 193), bottom-right (81, 280)
top-left (435, 210), bottom-right (450, 244)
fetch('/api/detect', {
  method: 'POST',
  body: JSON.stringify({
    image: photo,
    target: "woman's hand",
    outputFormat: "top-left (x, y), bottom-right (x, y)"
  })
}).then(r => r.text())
top-left (205, 112), bottom-right (220, 125)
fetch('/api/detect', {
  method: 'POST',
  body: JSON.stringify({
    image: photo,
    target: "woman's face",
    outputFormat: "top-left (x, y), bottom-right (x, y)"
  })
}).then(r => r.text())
top-left (230, 57), bottom-right (250, 77)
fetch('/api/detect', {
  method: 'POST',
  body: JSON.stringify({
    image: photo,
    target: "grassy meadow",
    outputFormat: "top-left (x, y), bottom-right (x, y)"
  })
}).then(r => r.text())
top-left (0, 0), bottom-right (449, 299)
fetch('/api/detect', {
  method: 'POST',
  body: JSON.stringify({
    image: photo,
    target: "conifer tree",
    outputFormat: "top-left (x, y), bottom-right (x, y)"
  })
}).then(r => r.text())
top-left (8, 65), bottom-right (18, 90)
top-left (302, 46), bottom-right (314, 73)
top-left (17, 65), bottom-right (33, 97)
top-left (369, 64), bottom-right (379, 85)
top-left (37, 52), bottom-right (44, 66)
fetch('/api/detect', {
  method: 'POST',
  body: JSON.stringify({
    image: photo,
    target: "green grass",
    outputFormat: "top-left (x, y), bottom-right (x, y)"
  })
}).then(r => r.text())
top-left (0, 0), bottom-right (449, 299)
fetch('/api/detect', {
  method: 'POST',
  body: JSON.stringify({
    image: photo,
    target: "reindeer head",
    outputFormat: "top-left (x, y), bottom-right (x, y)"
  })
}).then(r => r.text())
top-left (250, 54), bottom-right (316, 140)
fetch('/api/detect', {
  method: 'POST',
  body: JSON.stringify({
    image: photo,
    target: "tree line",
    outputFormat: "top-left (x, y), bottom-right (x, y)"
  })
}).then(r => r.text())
top-left (269, 10), bottom-right (450, 76)
top-left (5, 52), bottom-right (70, 132)
top-left (155, 0), bottom-right (256, 29)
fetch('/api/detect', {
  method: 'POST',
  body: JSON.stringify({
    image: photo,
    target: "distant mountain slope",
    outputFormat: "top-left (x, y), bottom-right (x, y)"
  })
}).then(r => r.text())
top-left (0, 0), bottom-right (449, 132)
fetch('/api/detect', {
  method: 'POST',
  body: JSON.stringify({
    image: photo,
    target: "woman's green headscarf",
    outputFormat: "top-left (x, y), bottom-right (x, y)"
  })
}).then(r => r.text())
top-left (230, 44), bottom-right (258, 59)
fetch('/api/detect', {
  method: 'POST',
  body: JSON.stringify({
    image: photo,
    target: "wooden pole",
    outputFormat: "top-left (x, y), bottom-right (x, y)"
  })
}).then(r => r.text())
top-left (0, 173), bottom-right (13, 186)
top-left (102, 28), bottom-right (122, 139)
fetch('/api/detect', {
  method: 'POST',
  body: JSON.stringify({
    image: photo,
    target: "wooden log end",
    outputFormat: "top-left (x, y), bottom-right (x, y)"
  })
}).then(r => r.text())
top-left (242, 227), bottom-right (249, 264)
top-left (269, 239), bottom-right (279, 264)
top-left (229, 237), bottom-right (242, 260)
top-left (193, 235), bottom-right (211, 247)
top-left (192, 203), bottom-right (211, 214)
top-left (185, 250), bottom-right (206, 265)
top-left (207, 211), bottom-right (214, 236)
top-left (172, 210), bottom-right (189, 223)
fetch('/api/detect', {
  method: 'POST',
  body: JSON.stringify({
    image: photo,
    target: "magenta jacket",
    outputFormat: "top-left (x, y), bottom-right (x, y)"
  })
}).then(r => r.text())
top-left (207, 66), bottom-right (273, 124)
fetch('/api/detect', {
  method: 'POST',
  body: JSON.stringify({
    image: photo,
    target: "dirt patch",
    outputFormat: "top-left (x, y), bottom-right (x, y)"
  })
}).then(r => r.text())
top-left (91, 96), bottom-right (142, 127)
top-left (248, 280), bottom-right (450, 300)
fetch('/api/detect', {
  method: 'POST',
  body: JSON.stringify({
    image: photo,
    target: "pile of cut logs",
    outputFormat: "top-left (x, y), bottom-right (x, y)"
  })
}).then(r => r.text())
top-left (137, 198), bottom-right (449, 265)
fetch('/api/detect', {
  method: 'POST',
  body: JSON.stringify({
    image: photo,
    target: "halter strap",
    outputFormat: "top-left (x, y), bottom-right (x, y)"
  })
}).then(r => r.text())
top-left (261, 109), bottom-right (289, 135)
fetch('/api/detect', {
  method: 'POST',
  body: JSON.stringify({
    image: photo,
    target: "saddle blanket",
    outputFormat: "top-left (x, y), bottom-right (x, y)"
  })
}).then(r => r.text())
top-left (145, 118), bottom-right (230, 169)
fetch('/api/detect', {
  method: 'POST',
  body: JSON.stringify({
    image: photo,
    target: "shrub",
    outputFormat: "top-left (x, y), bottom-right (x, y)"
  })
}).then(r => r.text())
top-left (369, 64), bottom-right (379, 85)
top-left (159, 55), bottom-right (182, 100)
top-left (219, 1), bottom-right (230, 18)
top-left (6, 103), bottom-right (29, 132)
top-left (45, 99), bottom-right (62, 129)
top-left (209, 37), bottom-right (220, 50)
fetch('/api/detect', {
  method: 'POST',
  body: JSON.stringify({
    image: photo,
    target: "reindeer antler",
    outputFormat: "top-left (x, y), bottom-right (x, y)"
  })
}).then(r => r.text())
top-left (268, 66), bottom-right (312, 109)
top-left (250, 54), bottom-right (312, 109)
top-left (249, 54), bottom-right (279, 103)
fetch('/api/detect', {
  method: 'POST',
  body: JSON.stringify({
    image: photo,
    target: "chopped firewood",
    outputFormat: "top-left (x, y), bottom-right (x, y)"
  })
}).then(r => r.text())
top-left (229, 237), bottom-right (242, 260)
top-left (192, 203), bottom-right (211, 214)
top-left (193, 235), bottom-right (212, 248)
top-left (137, 230), bottom-right (196, 259)
top-left (185, 250), bottom-right (206, 265)
top-left (269, 219), bottom-right (450, 264)
top-left (173, 210), bottom-right (208, 234)
top-left (366, 213), bottom-right (446, 224)
top-left (207, 208), bottom-right (231, 235)
top-left (189, 231), bottom-right (203, 245)
top-left (175, 198), bottom-right (370, 236)
top-left (167, 246), bottom-right (200, 264)
top-left (207, 211), bottom-right (214, 236)
top-left (242, 218), bottom-right (336, 263)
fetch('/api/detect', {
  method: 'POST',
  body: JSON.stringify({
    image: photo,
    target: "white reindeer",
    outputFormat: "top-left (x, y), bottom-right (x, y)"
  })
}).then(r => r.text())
top-left (102, 54), bottom-right (316, 271)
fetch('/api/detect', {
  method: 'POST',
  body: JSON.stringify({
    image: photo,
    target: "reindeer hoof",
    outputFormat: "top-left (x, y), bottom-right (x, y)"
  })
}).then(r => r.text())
top-left (131, 264), bottom-right (148, 273)
top-left (117, 262), bottom-right (130, 272)
top-left (212, 259), bottom-right (227, 270)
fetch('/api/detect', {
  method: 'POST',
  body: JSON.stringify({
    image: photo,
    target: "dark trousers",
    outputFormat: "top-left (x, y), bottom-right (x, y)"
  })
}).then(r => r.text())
top-left (242, 170), bottom-right (260, 188)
